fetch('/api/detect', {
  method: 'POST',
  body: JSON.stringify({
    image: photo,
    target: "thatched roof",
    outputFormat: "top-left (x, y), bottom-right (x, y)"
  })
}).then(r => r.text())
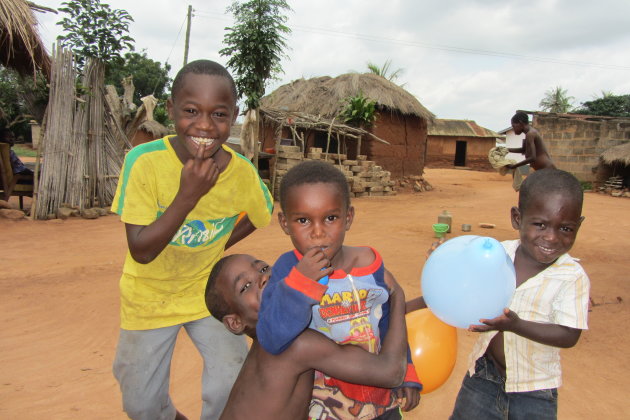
top-left (261, 73), bottom-right (435, 121)
top-left (428, 119), bottom-right (503, 139)
top-left (601, 142), bottom-right (630, 166)
top-left (138, 120), bottom-right (169, 138)
top-left (0, 0), bottom-right (51, 78)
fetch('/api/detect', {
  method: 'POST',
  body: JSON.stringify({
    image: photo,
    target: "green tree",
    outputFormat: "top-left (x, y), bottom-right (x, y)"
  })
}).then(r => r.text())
top-left (574, 94), bottom-right (630, 117)
top-left (57, 0), bottom-right (135, 68)
top-left (0, 66), bottom-right (49, 139)
top-left (366, 60), bottom-right (403, 82)
top-left (539, 86), bottom-right (574, 113)
top-left (220, 0), bottom-right (292, 111)
top-left (105, 51), bottom-right (172, 103)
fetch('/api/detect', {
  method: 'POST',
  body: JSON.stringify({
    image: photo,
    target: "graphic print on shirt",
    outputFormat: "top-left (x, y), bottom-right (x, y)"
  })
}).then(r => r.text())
top-left (157, 210), bottom-right (238, 248)
top-left (311, 281), bottom-right (394, 419)
top-left (318, 286), bottom-right (384, 353)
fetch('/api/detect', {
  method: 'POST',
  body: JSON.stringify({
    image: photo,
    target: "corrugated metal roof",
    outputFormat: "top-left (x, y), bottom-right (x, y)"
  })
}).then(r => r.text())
top-left (428, 119), bottom-right (503, 139)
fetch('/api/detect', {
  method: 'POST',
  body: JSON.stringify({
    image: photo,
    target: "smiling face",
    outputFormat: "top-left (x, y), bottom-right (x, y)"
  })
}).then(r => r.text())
top-left (511, 191), bottom-right (584, 269)
top-left (278, 182), bottom-right (354, 267)
top-left (217, 254), bottom-right (271, 337)
top-left (167, 73), bottom-right (238, 164)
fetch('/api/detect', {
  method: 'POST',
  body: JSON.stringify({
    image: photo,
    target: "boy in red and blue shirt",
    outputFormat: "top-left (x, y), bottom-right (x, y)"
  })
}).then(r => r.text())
top-left (257, 160), bottom-right (421, 419)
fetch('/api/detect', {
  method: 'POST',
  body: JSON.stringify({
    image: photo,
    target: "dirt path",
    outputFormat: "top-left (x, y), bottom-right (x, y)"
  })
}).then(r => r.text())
top-left (1, 168), bottom-right (628, 419)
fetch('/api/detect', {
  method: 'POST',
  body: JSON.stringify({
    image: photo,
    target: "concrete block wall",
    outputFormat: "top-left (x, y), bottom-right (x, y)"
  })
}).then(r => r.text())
top-left (533, 115), bottom-right (630, 182)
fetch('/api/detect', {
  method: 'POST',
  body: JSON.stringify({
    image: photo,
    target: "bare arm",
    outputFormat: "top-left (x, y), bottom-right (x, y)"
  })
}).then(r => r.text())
top-left (405, 296), bottom-right (427, 313)
top-left (126, 144), bottom-right (220, 264)
top-left (224, 215), bottom-right (257, 250)
top-left (293, 275), bottom-right (407, 388)
top-left (470, 308), bottom-right (582, 348)
top-left (507, 135), bottom-right (537, 169)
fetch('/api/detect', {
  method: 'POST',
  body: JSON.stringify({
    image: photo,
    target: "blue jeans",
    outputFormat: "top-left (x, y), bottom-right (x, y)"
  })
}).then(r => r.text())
top-left (450, 355), bottom-right (558, 420)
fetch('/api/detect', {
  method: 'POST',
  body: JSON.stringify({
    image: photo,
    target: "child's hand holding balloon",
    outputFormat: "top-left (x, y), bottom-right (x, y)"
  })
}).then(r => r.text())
top-left (469, 308), bottom-right (521, 333)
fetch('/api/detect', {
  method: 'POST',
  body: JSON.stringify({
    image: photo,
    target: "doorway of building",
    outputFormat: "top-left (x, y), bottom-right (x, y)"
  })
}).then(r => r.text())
top-left (454, 141), bottom-right (467, 166)
top-left (313, 131), bottom-right (339, 154)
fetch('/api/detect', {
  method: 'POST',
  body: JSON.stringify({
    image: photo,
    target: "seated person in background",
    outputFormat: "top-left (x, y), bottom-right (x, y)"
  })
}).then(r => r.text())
top-left (204, 253), bottom-right (409, 420)
top-left (0, 128), bottom-right (34, 178)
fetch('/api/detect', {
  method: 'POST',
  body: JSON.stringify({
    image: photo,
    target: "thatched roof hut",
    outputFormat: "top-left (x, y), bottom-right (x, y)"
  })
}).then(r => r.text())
top-left (601, 142), bottom-right (630, 166)
top-left (258, 73), bottom-right (435, 177)
top-left (0, 0), bottom-right (51, 78)
top-left (262, 73), bottom-right (434, 120)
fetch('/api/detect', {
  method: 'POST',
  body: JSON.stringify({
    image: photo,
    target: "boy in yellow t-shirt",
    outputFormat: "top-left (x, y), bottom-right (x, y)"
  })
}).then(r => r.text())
top-left (111, 59), bottom-right (272, 420)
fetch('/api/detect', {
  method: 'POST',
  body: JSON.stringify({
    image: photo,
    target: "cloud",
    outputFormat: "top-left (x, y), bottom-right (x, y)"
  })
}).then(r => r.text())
top-left (35, 0), bottom-right (630, 130)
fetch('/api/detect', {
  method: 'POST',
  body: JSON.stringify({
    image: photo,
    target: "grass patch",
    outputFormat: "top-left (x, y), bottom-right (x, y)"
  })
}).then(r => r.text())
top-left (12, 144), bottom-right (37, 158)
top-left (580, 181), bottom-right (592, 191)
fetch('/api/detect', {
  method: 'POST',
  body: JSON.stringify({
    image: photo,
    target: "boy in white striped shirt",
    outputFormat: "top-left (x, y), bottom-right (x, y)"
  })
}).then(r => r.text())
top-left (449, 168), bottom-right (590, 419)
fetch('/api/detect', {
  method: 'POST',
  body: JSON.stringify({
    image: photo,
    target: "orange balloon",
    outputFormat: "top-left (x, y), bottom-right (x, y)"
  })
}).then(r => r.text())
top-left (406, 308), bottom-right (458, 394)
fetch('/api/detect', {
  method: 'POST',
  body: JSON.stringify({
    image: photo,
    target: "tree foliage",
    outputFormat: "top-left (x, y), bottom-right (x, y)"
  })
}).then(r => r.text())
top-left (57, 0), bottom-right (135, 68)
top-left (539, 86), bottom-right (574, 113)
top-left (220, 0), bottom-right (292, 111)
top-left (0, 66), bottom-right (49, 138)
top-left (105, 51), bottom-right (172, 103)
top-left (573, 94), bottom-right (630, 117)
top-left (340, 92), bottom-right (377, 128)
top-left (366, 60), bottom-right (403, 82)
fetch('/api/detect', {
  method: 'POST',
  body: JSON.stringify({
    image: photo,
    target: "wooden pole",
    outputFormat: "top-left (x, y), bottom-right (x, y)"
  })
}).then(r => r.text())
top-left (183, 5), bottom-right (192, 66)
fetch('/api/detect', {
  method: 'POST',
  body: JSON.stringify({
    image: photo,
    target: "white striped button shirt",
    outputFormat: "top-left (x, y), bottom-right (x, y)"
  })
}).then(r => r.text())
top-left (467, 239), bottom-right (590, 392)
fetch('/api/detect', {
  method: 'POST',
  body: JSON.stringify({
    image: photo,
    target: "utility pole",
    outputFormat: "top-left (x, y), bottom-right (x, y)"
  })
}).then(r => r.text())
top-left (183, 5), bottom-right (192, 66)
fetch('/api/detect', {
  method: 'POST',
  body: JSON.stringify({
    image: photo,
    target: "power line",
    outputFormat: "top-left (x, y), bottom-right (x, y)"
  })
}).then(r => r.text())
top-left (193, 11), bottom-right (630, 71)
top-left (150, 12), bottom-right (187, 96)
top-left (164, 14), bottom-right (188, 67)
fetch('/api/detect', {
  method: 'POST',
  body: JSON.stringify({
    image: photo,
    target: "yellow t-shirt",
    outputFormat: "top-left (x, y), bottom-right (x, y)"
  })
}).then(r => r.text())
top-left (111, 136), bottom-right (273, 330)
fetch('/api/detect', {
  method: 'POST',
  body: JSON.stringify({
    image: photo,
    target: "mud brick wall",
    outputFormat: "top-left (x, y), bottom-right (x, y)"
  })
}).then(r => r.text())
top-left (533, 115), bottom-right (630, 182)
top-left (425, 135), bottom-right (495, 171)
top-left (425, 156), bottom-right (494, 171)
top-left (368, 112), bottom-right (427, 178)
top-left (259, 112), bottom-right (428, 180)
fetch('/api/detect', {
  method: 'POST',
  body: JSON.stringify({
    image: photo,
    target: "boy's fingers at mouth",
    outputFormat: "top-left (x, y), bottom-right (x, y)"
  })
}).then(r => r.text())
top-left (194, 142), bottom-right (206, 160)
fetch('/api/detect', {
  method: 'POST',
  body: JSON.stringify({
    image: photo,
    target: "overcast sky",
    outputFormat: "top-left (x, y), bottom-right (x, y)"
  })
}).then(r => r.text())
top-left (35, 0), bottom-right (630, 131)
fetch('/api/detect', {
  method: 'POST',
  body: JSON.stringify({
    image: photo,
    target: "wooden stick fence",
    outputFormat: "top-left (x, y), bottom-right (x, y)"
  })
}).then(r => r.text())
top-left (33, 45), bottom-right (131, 219)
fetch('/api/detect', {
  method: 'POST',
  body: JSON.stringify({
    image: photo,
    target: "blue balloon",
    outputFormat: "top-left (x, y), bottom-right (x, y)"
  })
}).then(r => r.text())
top-left (421, 235), bottom-right (516, 329)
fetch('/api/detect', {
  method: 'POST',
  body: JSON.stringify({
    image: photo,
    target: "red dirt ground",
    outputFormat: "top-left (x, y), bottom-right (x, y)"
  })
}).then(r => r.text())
top-left (1, 168), bottom-right (628, 419)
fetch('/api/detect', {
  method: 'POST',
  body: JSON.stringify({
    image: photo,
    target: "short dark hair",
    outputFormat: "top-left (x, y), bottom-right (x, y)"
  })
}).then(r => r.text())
top-left (511, 111), bottom-right (529, 125)
top-left (204, 254), bottom-right (238, 321)
top-left (279, 160), bottom-right (351, 211)
top-left (0, 127), bottom-right (14, 142)
top-left (171, 59), bottom-right (237, 101)
top-left (519, 168), bottom-right (583, 213)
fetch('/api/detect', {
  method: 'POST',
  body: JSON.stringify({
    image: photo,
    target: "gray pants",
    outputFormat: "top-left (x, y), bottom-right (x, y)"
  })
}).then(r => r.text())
top-left (113, 316), bottom-right (247, 420)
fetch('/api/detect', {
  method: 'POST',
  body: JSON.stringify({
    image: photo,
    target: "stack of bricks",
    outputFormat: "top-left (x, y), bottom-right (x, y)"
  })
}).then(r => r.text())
top-left (273, 145), bottom-right (303, 199)
top-left (272, 146), bottom-right (396, 199)
top-left (345, 155), bottom-right (396, 197)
